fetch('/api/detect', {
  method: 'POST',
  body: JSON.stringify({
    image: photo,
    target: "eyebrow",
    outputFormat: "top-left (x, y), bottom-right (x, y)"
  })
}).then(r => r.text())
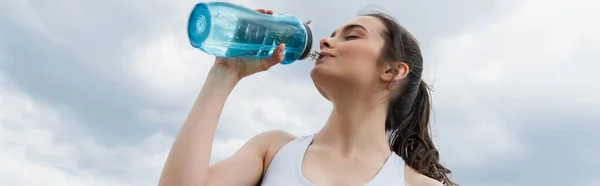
top-left (330, 24), bottom-right (369, 38)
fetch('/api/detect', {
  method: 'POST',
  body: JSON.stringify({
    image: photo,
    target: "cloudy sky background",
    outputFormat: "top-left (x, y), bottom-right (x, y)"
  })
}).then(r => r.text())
top-left (1, 0), bottom-right (599, 185)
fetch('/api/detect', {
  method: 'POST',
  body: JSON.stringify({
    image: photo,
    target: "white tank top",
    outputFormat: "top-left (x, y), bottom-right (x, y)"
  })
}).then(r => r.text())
top-left (261, 134), bottom-right (406, 186)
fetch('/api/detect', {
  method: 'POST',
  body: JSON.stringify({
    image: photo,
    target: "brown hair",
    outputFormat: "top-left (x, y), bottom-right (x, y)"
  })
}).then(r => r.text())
top-left (362, 12), bottom-right (457, 185)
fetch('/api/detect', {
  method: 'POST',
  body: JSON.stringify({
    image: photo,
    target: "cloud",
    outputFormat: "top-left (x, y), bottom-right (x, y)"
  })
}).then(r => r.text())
top-left (0, 73), bottom-right (171, 186)
top-left (428, 0), bottom-right (600, 185)
top-left (128, 33), bottom-right (214, 104)
top-left (1, 0), bottom-right (599, 185)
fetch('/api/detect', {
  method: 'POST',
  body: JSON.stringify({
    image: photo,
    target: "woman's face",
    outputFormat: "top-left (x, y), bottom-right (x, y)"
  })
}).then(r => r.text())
top-left (310, 16), bottom-right (388, 100)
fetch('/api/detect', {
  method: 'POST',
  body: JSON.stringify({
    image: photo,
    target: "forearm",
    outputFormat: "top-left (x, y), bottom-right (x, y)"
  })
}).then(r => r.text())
top-left (159, 69), bottom-right (240, 186)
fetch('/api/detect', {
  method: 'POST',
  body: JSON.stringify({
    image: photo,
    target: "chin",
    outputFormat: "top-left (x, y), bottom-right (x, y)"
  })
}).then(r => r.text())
top-left (310, 66), bottom-right (354, 102)
top-left (310, 65), bottom-right (331, 86)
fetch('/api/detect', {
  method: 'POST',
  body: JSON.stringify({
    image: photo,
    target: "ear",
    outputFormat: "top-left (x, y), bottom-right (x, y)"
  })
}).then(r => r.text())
top-left (380, 62), bottom-right (409, 83)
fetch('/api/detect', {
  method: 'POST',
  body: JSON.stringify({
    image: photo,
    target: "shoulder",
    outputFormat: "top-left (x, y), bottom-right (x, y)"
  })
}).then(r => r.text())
top-left (247, 130), bottom-right (296, 150)
top-left (246, 130), bottom-right (297, 161)
top-left (404, 165), bottom-right (445, 186)
top-left (205, 131), bottom-right (297, 185)
top-left (248, 130), bottom-right (297, 173)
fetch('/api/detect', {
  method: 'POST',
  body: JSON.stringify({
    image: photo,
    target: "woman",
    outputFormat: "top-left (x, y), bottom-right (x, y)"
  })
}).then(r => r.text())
top-left (159, 8), bottom-right (456, 186)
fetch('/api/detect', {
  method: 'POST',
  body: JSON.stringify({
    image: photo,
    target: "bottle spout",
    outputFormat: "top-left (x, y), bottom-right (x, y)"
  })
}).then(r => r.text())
top-left (308, 50), bottom-right (320, 61)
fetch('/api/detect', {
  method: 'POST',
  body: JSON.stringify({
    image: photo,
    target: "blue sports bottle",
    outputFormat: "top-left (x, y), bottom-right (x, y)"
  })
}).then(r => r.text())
top-left (187, 1), bottom-right (315, 64)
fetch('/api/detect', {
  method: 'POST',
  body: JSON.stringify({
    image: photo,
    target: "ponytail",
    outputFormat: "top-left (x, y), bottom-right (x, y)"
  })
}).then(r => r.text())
top-left (386, 79), bottom-right (456, 185)
top-left (362, 11), bottom-right (456, 185)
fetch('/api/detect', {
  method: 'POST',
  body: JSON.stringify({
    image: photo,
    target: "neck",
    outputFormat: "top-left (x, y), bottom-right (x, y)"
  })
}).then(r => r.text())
top-left (314, 93), bottom-right (391, 157)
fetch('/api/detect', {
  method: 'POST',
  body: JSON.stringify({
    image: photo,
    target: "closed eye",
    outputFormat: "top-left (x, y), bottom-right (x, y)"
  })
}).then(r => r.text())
top-left (345, 35), bottom-right (359, 40)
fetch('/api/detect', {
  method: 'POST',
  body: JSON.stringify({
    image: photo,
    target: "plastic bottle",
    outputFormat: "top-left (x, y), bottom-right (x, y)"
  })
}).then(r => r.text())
top-left (187, 1), bottom-right (314, 64)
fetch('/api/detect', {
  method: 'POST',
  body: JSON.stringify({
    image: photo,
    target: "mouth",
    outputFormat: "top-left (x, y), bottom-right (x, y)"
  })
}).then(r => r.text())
top-left (318, 52), bottom-right (335, 60)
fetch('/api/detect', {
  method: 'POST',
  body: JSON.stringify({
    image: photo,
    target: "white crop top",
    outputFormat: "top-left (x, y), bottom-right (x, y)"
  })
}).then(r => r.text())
top-left (260, 134), bottom-right (406, 186)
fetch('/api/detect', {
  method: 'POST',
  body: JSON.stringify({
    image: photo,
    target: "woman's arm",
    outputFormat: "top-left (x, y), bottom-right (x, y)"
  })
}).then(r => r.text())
top-left (159, 34), bottom-right (286, 185)
top-left (158, 68), bottom-right (241, 186)
top-left (159, 78), bottom-right (293, 186)
top-left (206, 130), bottom-right (295, 186)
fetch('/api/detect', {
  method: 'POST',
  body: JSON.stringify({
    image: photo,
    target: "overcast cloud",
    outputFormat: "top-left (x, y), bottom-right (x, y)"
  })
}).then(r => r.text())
top-left (1, 0), bottom-right (599, 185)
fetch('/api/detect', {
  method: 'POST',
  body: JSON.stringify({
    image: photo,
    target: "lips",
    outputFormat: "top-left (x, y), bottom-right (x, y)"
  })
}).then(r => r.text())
top-left (315, 52), bottom-right (334, 65)
top-left (318, 52), bottom-right (334, 59)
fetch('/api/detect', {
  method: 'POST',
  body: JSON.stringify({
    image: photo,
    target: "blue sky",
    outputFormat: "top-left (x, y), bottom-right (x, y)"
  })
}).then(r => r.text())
top-left (1, 0), bottom-right (599, 185)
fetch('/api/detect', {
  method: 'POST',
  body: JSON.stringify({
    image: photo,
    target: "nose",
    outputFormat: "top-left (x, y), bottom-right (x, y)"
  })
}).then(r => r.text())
top-left (319, 38), bottom-right (334, 49)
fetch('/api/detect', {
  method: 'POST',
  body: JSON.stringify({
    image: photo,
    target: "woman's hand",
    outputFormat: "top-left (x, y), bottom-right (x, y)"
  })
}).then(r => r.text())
top-left (209, 9), bottom-right (285, 81)
top-left (159, 8), bottom-right (288, 186)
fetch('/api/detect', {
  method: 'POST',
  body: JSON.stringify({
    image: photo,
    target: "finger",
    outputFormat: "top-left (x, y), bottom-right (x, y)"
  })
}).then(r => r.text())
top-left (255, 8), bottom-right (266, 13)
top-left (265, 44), bottom-right (285, 67)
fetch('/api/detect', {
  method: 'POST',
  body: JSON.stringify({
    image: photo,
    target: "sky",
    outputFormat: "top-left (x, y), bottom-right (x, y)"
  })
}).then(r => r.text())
top-left (0, 0), bottom-right (599, 185)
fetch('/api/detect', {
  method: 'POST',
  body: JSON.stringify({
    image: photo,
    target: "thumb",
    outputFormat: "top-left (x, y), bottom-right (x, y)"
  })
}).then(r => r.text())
top-left (265, 44), bottom-right (285, 66)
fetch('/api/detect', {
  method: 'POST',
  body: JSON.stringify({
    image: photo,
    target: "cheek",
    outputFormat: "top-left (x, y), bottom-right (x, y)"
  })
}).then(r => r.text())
top-left (339, 42), bottom-right (379, 63)
top-left (339, 43), bottom-right (364, 58)
top-left (338, 43), bottom-right (381, 77)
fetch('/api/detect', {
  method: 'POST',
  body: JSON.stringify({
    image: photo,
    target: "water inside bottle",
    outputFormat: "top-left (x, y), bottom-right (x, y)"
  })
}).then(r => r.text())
top-left (200, 11), bottom-right (307, 64)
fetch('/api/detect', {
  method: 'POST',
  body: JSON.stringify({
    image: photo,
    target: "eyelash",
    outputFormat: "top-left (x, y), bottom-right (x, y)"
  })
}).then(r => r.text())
top-left (344, 35), bottom-right (359, 40)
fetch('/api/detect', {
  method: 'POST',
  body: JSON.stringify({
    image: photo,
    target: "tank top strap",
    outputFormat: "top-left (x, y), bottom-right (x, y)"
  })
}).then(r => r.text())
top-left (261, 134), bottom-right (315, 186)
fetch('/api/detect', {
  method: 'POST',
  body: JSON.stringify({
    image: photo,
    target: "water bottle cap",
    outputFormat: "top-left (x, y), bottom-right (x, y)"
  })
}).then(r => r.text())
top-left (297, 22), bottom-right (314, 60)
